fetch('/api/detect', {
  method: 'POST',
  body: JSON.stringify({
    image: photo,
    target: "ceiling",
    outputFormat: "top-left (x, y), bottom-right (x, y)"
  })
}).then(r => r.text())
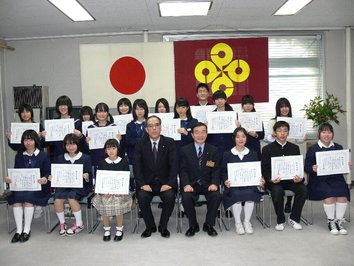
top-left (0, 0), bottom-right (353, 41)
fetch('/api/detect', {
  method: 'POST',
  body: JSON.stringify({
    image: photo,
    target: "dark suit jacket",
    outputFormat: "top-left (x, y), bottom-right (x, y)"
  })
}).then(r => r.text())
top-left (179, 143), bottom-right (220, 189)
top-left (133, 135), bottom-right (178, 189)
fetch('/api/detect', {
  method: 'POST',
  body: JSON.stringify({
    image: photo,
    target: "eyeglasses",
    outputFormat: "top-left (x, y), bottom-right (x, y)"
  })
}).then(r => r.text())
top-left (147, 123), bottom-right (160, 128)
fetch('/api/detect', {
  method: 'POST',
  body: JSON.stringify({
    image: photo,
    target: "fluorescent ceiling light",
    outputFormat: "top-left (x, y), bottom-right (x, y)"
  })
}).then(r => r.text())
top-left (159, 1), bottom-right (212, 17)
top-left (48, 0), bottom-right (95, 21)
top-left (274, 0), bottom-right (313, 16)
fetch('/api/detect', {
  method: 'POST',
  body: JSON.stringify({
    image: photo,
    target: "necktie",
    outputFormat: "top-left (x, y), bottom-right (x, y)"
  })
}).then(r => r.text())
top-left (152, 142), bottom-right (157, 162)
top-left (198, 146), bottom-right (203, 168)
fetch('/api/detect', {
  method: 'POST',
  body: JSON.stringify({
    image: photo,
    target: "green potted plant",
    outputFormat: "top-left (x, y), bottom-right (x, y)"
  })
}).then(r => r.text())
top-left (302, 92), bottom-right (346, 127)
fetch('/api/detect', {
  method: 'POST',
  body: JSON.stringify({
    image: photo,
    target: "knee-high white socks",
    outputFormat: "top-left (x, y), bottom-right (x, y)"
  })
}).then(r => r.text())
top-left (56, 212), bottom-right (65, 224)
top-left (324, 202), bottom-right (347, 220)
top-left (14, 206), bottom-right (34, 234)
top-left (232, 202), bottom-right (254, 224)
top-left (73, 210), bottom-right (83, 226)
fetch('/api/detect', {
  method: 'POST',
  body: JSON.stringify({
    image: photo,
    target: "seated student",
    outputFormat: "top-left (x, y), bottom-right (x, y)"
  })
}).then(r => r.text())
top-left (261, 121), bottom-right (308, 231)
top-left (196, 83), bottom-right (211, 106)
top-left (5, 130), bottom-right (51, 243)
top-left (49, 133), bottom-right (92, 236)
top-left (222, 127), bottom-right (265, 235)
top-left (179, 122), bottom-right (222, 237)
top-left (92, 139), bottom-right (132, 241)
top-left (133, 115), bottom-right (177, 238)
top-left (305, 122), bottom-right (351, 235)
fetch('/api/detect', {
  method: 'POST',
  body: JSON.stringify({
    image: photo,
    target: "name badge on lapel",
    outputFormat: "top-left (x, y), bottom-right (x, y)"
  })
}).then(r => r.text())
top-left (206, 160), bottom-right (215, 167)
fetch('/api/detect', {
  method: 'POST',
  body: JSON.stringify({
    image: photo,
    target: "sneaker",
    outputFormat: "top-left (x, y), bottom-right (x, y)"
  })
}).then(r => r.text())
top-left (59, 223), bottom-right (67, 236)
top-left (336, 219), bottom-right (348, 235)
top-left (235, 223), bottom-right (245, 235)
top-left (66, 223), bottom-right (84, 236)
top-left (288, 218), bottom-right (302, 230)
top-left (243, 221), bottom-right (254, 234)
top-left (328, 219), bottom-right (339, 235)
top-left (34, 206), bottom-right (43, 219)
top-left (275, 223), bottom-right (284, 231)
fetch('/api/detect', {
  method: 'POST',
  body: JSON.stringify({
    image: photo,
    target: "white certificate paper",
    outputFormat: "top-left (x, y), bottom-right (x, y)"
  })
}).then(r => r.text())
top-left (207, 111), bottom-right (237, 134)
top-left (10, 123), bottom-right (40, 144)
top-left (81, 121), bottom-right (94, 136)
top-left (45, 119), bottom-right (75, 141)
top-left (316, 149), bottom-right (350, 176)
top-left (112, 114), bottom-right (133, 135)
top-left (95, 170), bottom-right (130, 195)
top-left (161, 118), bottom-right (181, 141)
top-left (271, 155), bottom-right (304, 180)
top-left (87, 126), bottom-right (119, 150)
top-left (237, 112), bottom-right (263, 132)
top-left (190, 105), bottom-right (215, 123)
top-left (277, 117), bottom-right (306, 139)
top-left (227, 161), bottom-right (262, 187)
top-left (51, 164), bottom-right (83, 188)
top-left (8, 168), bottom-right (42, 191)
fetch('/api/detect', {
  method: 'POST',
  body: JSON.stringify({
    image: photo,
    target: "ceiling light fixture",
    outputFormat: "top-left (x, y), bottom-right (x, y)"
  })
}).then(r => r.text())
top-left (48, 0), bottom-right (95, 21)
top-left (159, 1), bottom-right (212, 17)
top-left (274, 0), bottom-right (313, 16)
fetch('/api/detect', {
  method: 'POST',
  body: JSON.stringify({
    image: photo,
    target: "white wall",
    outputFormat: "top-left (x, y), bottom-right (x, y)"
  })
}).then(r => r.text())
top-left (2, 30), bottom-right (353, 179)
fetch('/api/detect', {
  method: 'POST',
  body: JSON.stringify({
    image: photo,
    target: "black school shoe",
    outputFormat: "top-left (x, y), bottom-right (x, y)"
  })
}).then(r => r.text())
top-left (19, 231), bottom-right (31, 243)
top-left (11, 233), bottom-right (21, 243)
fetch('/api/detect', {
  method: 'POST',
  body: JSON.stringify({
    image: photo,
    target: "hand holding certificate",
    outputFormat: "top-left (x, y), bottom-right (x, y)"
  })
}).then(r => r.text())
top-left (227, 161), bottom-right (262, 187)
top-left (95, 170), bottom-right (130, 195)
top-left (271, 155), bottom-right (304, 181)
top-left (316, 149), bottom-right (350, 176)
top-left (50, 164), bottom-right (83, 188)
top-left (7, 168), bottom-right (42, 191)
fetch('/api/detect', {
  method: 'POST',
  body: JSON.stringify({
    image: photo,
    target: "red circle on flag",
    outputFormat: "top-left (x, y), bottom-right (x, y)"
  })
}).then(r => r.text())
top-left (109, 56), bottom-right (146, 95)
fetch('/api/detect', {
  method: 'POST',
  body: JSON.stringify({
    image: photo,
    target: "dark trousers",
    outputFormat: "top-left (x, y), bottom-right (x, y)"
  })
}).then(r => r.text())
top-left (181, 185), bottom-right (222, 227)
top-left (267, 181), bottom-right (308, 224)
top-left (137, 185), bottom-right (176, 229)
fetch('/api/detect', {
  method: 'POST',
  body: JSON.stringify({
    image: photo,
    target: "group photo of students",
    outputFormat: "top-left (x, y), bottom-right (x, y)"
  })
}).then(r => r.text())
top-left (3, 82), bottom-right (351, 246)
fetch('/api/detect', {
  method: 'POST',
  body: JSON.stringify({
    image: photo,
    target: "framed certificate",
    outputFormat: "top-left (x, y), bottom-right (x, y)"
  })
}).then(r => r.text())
top-left (95, 170), bottom-right (130, 195)
top-left (10, 123), bottom-right (40, 144)
top-left (207, 111), bottom-right (237, 134)
top-left (51, 164), bottom-right (83, 188)
top-left (45, 119), bottom-right (75, 141)
top-left (316, 149), bottom-right (350, 176)
top-left (8, 168), bottom-right (42, 191)
top-left (237, 112), bottom-right (263, 132)
top-left (227, 161), bottom-right (262, 187)
top-left (271, 155), bottom-right (304, 180)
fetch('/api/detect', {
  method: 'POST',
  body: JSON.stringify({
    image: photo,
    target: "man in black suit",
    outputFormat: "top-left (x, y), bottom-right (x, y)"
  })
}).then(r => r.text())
top-left (133, 115), bottom-right (178, 238)
top-left (179, 122), bottom-right (222, 237)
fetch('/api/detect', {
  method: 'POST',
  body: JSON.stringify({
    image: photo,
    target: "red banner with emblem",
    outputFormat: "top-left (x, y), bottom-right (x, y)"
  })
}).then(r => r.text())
top-left (174, 38), bottom-right (268, 105)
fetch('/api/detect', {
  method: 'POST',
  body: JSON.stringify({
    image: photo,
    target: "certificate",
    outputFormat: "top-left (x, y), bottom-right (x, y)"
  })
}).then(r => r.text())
top-left (45, 119), bottom-right (75, 141)
top-left (95, 170), bottom-right (130, 195)
top-left (277, 117), bottom-right (306, 139)
top-left (161, 118), bottom-right (181, 140)
top-left (271, 155), bottom-right (304, 180)
top-left (51, 164), bottom-right (83, 188)
top-left (237, 112), bottom-right (263, 131)
top-left (81, 121), bottom-right (94, 136)
top-left (190, 105), bottom-right (215, 123)
top-left (316, 149), bottom-right (350, 176)
top-left (10, 122), bottom-right (40, 144)
top-left (87, 126), bottom-right (119, 149)
top-left (112, 114), bottom-right (133, 135)
top-left (227, 161), bottom-right (262, 187)
top-left (8, 168), bottom-right (42, 191)
top-left (206, 111), bottom-right (237, 134)
top-left (151, 112), bottom-right (174, 121)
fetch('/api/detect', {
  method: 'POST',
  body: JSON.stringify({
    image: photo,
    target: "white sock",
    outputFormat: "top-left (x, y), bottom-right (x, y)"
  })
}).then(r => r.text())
top-left (13, 206), bottom-right (24, 234)
top-left (231, 203), bottom-right (242, 224)
top-left (335, 202), bottom-right (348, 220)
top-left (23, 206), bottom-right (34, 234)
top-left (73, 210), bottom-right (83, 226)
top-left (244, 202), bottom-right (254, 223)
top-left (103, 226), bottom-right (111, 236)
top-left (323, 203), bottom-right (335, 220)
top-left (56, 212), bottom-right (66, 224)
top-left (116, 226), bottom-right (123, 236)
